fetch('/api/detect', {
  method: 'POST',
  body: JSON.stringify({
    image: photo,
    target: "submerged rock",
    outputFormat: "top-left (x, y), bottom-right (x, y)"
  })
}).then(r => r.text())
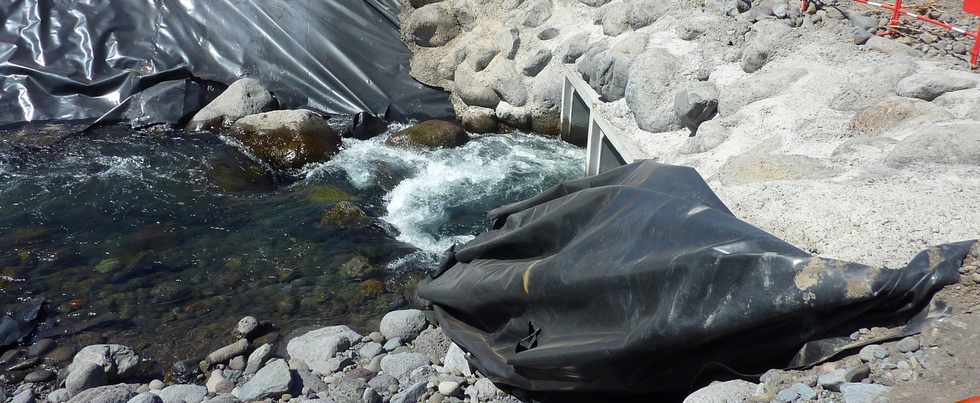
top-left (321, 201), bottom-right (370, 228)
top-left (231, 110), bottom-right (342, 170)
top-left (187, 78), bottom-right (278, 131)
top-left (385, 120), bottom-right (469, 149)
top-left (208, 150), bottom-right (276, 193)
top-left (339, 256), bottom-right (382, 280)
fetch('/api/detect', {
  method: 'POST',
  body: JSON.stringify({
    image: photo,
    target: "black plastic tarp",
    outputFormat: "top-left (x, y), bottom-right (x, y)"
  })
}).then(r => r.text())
top-left (0, 0), bottom-right (452, 127)
top-left (419, 161), bottom-right (977, 398)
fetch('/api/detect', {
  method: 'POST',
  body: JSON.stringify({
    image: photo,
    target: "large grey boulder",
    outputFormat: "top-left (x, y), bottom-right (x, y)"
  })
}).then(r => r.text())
top-left (68, 344), bottom-right (140, 379)
top-left (674, 82), bottom-right (719, 134)
top-left (682, 380), bottom-right (758, 403)
top-left (518, 0), bottom-right (553, 28)
top-left (598, 0), bottom-right (669, 36)
top-left (236, 359), bottom-right (293, 401)
top-left (521, 48), bottom-right (552, 77)
top-left (678, 120), bottom-right (730, 155)
top-left (443, 343), bottom-right (472, 377)
top-left (885, 122), bottom-right (980, 167)
top-left (486, 61), bottom-right (529, 107)
top-left (187, 78), bottom-right (277, 131)
top-left (245, 343), bottom-right (272, 375)
top-left (577, 33), bottom-right (647, 101)
top-left (155, 385), bottom-right (207, 403)
top-left (66, 361), bottom-right (107, 397)
top-left (287, 326), bottom-right (361, 376)
top-left (379, 353), bottom-right (430, 379)
top-left (126, 392), bottom-right (163, 403)
top-left (454, 65), bottom-right (501, 108)
top-left (461, 106), bottom-right (498, 133)
top-left (386, 120), bottom-right (470, 149)
top-left (406, 3), bottom-right (460, 47)
top-left (625, 48), bottom-right (683, 133)
top-left (231, 110), bottom-right (342, 171)
top-left (933, 88), bottom-right (980, 120)
top-left (896, 72), bottom-right (977, 101)
top-left (380, 310), bottom-right (428, 341)
top-left (561, 32), bottom-right (590, 63)
top-left (67, 384), bottom-right (136, 403)
top-left (741, 21), bottom-right (792, 73)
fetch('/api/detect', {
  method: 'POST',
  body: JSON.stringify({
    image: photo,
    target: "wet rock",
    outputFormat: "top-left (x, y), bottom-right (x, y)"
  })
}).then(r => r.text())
top-left (126, 393), bottom-right (163, 403)
top-left (345, 112), bottom-right (389, 140)
top-left (840, 383), bottom-right (891, 403)
top-left (896, 72), bottom-right (976, 101)
top-left (625, 48), bottom-right (682, 133)
top-left (155, 384), bottom-right (207, 403)
top-left (413, 328), bottom-right (451, 365)
top-left (380, 310), bottom-right (428, 341)
top-left (205, 339), bottom-right (249, 367)
top-left (885, 123), bottom-right (980, 167)
top-left (682, 380), bottom-right (758, 403)
top-left (286, 326), bottom-right (361, 376)
top-left (187, 78), bottom-right (277, 131)
top-left (28, 339), bottom-right (55, 357)
top-left (461, 106), bottom-right (498, 133)
top-left (391, 382), bottom-right (428, 403)
top-left (67, 384), bottom-right (136, 403)
top-left (66, 361), bottom-right (107, 396)
top-left (0, 349), bottom-right (19, 364)
top-left (235, 316), bottom-right (259, 339)
top-left (24, 369), bottom-right (53, 382)
top-left (674, 82), bottom-right (719, 134)
top-left (208, 150), bottom-right (275, 193)
top-left (339, 256), bottom-right (381, 280)
top-left (386, 121), bottom-right (469, 149)
top-left (321, 201), bottom-right (369, 228)
top-left (8, 357), bottom-right (39, 371)
top-left (380, 353), bottom-right (430, 379)
top-left (231, 110), bottom-right (342, 171)
top-left (406, 4), bottom-right (461, 47)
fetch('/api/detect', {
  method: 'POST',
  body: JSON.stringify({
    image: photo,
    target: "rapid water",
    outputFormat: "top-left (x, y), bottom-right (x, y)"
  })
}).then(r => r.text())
top-left (0, 123), bottom-right (583, 363)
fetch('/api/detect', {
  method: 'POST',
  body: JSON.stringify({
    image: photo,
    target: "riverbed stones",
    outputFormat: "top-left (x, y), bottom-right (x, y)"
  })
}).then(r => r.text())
top-left (897, 336), bottom-right (920, 353)
top-left (386, 120), bottom-right (469, 149)
top-left (413, 328), bottom-right (450, 365)
top-left (407, 4), bottom-right (461, 47)
top-left (69, 344), bottom-right (140, 379)
top-left (66, 361), bottom-right (107, 396)
top-left (187, 78), bottom-right (277, 131)
top-left (231, 110), bottom-right (342, 171)
top-left (391, 382), bottom-right (428, 403)
top-left (286, 326), bottom-right (361, 376)
top-left (206, 370), bottom-right (235, 394)
top-left (840, 383), bottom-right (891, 403)
top-left (205, 339), bottom-right (248, 367)
top-left (156, 384), bottom-right (207, 403)
top-left (28, 339), bottom-right (55, 357)
top-left (625, 48), bottom-right (682, 133)
top-left (380, 310), bottom-right (428, 341)
top-left (47, 389), bottom-right (70, 403)
top-left (380, 353), bottom-right (430, 379)
top-left (126, 393), bottom-right (162, 403)
top-left (24, 369), bottom-right (52, 382)
top-left (11, 389), bottom-right (33, 403)
top-left (682, 380), bottom-right (758, 403)
top-left (237, 359), bottom-right (292, 401)
top-left (235, 316), bottom-right (258, 339)
top-left (895, 72), bottom-right (976, 101)
top-left (858, 345), bottom-right (889, 362)
top-left (67, 384), bottom-right (136, 403)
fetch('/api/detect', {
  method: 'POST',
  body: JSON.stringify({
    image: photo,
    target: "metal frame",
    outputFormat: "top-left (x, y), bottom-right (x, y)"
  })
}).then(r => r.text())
top-left (560, 69), bottom-right (643, 176)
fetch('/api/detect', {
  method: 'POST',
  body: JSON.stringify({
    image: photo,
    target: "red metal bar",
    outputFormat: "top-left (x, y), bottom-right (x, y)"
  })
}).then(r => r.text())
top-left (888, 0), bottom-right (903, 31)
top-left (972, 29), bottom-right (979, 69)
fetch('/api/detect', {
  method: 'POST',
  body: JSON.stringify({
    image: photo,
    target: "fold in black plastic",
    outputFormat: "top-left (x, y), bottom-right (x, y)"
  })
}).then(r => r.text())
top-left (419, 161), bottom-right (977, 397)
top-left (0, 0), bottom-right (452, 127)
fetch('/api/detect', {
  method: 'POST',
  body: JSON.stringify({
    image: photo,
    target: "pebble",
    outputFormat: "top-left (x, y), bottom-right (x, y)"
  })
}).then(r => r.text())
top-left (362, 387), bottom-right (382, 403)
top-left (126, 392), bottom-right (163, 403)
top-left (236, 316), bottom-right (259, 338)
top-left (380, 310), bottom-right (428, 341)
top-left (28, 339), bottom-right (55, 357)
top-left (23, 369), bottom-right (53, 383)
top-left (0, 349), bottom-right (19, 364)
top-left (358, 343), bottom-right (384, 361)
top-left (228, 356), bottom-right (245, 370)
top-left (8, 357), bottom-right (39, 371)
top-left (245, 343), bottom-right (272, 375)
top-left (442, 344), bottom-right (471, 377)
top-left (46, 389), bottom-right (70, 403)
top-left (11, 389), bottom-right (34, 403)
top-left (859, 345), bottom-right (889, 362)
top-left (840, 383), bottom-right (891, 403)
top-left (366, 354), bottom-right (385, 372)
top-left (438, 381), bottom-right (460, 396)
top-left (206, 370), bottom-right (235, 394)
top-left (383, 337), bottom-right (403, 352)
top-left (368, 332), bottom-right (385, 344)
top-left (205, 339), bottom-right (249, 367)
top-left (156, 384), bottom-right (208, 403)
top-left (896, 337), bottom-right (920, 353)
top-left (149, 379), bottom-right (165, 391)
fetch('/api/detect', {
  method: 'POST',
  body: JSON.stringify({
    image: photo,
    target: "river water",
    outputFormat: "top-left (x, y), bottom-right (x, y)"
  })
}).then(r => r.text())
top-left (0, 123), bottom-right (583, 365)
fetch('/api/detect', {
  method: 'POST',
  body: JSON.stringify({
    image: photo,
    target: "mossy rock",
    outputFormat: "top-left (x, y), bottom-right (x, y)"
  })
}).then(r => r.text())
top-left (360, 279), bottom-right (386, 299)
top-left (208, 150), bottom-right (275, 192)
top-left (385, 120), bottom-right (470, 149)
top-left (95, 258), bottom-right (123, 274)
top-left (321, 201), bottom-right (369, 227)
top-left (339, 256), bottom-right (382, 280)
top-left (306, 186), bottom-right (357, 204)
top-left (232, 110), bottom-right (342, 170)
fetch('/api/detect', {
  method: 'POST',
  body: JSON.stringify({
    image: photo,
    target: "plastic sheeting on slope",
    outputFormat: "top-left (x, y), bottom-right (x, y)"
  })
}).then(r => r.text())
top-left (419, 161), bottom-right (977, 398)
top-left (0, 0), bottom-right (452, 127)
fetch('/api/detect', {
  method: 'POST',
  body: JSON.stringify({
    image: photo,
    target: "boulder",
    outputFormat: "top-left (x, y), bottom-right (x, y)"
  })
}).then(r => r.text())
top-left (598, 0), bottom-right (669, 36)
top-left (521, 48), bottom-right (552, 77)
top-left (933, 88), bottom-right (980, 120)
top-left (344, 112), bottom-right (389, 140)
top-left (443, 343), bottom-right (472, 377)
top-left (518, 0), bottom-right (552, 28)
top-left (674, 82), bottom-right (719, 134)
top-left (406, 4), bottom-right (460, 47)
top-left (625, 48), bottom-right (683, 133)
top-left (207, 150), bottom-right (275, 193)
top-left (741, 20), bottom-right (792, 73)
top-left (381, 353), bottom-right (431, 379)
top-left (339, 256), bottom-right (381, 280)
top-left (379, 310), bottom-right (428, 341)
top-left (577, 33), bottom-right (647, 101)
top-left (467, 42), bottom-right (499, 72)
top-left (286, 326), bottom-right (361, 376)
top-left (66, 361), bottom-right (108, 396)
top-left (839, 383), bottom-right (891, 403)
top-left (67, 384), bottom-right (136, 403)
top-left (390, 382), bottom-right (427, 403)
top-left (187, 78), bottom-right (277, 131)
top-left (386, 120), bottom-right (469, 149)
top-left (206, 370), bottom-right (235, 394)
top-left (126, 394), bottom-right (162, 403)
top-left (495, 102), bottom-right (531, 130)
top-left (155, 384), bottom-right (207, 403)
top-left (683, 380), bottom-right (758, 403)
top-left (486, 60), bottom-right (529, 107)
top-left (461, 106), bottom-right (499, 133)
top-left (231, 110), bottom-right (341, 170)
top-left (236, 359), bottom-right (293, 401)
top-left (896, 72), bottom-right (976, 101)
top-left (454, 67), bottom-right (501, 109)
top-left (561, 32), bottom-right (590, 63)
top-left (47, 389), bottom-right (70, 403)
top-left (885, 122), bottom-right (980, 167)
top-left (678, 120), bottom-right (730, 155)
top-left (245, 343), bottom-right (272, 375)
top-left (68, 344), bottom-right (140, 379)
top-left (412, 327), bottom-right (451, 364)
top-left (320, 201), bottom-right (370, 228)
top-left (718, 68), bottom-right (805, 116)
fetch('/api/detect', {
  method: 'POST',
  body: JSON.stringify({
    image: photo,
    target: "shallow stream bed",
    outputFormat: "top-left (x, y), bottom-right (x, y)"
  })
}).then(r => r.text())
top-left (0, 123), bottom-right (583, 367)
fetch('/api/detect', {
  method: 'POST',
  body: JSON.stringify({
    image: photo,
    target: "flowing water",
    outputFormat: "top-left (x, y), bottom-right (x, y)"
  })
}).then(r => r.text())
top-left (0, 123), bottom-right (583, 365)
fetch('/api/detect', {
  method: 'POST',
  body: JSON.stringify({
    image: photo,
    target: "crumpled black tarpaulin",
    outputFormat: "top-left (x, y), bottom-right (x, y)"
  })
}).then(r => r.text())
top-left (419, 161), bottom-right (978, 399)
top-left (0, 0), bottom-right (452, 127)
